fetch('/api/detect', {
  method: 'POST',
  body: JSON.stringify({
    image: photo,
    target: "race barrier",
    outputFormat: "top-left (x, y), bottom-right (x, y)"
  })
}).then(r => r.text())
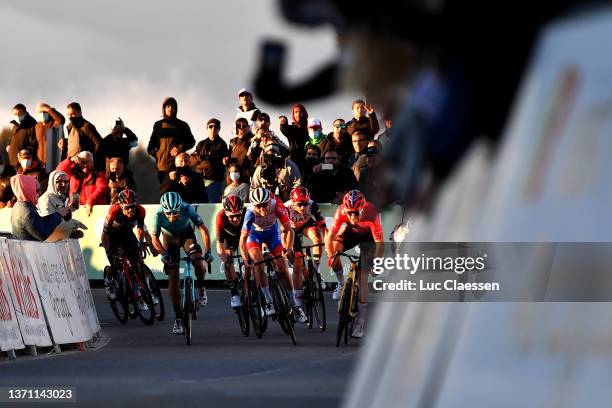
top-left (0, 203), bottom-right (404, 281)
top-left (0, 238), bottom-right (99, 360)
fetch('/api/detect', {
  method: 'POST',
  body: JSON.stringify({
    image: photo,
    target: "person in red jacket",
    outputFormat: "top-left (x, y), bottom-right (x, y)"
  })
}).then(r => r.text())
top-left (56, 150), bottom-right (109, 216)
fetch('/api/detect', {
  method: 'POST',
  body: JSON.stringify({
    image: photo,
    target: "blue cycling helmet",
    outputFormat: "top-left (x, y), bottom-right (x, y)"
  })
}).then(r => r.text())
top-left (160, 191), bottom-right (182, 213)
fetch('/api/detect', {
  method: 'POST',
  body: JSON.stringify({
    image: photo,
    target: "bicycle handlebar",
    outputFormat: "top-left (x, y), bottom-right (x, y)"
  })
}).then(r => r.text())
top-left (332, 251), bottom-right (361, 264)
top-left (251, 254), bottom-right (285, 266)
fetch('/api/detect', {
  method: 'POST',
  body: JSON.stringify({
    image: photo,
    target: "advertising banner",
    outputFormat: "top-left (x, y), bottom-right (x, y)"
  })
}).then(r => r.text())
top-left (0, 259), bottom-right (24, 352)
top-left (65, 240), bottom-right (100, 335)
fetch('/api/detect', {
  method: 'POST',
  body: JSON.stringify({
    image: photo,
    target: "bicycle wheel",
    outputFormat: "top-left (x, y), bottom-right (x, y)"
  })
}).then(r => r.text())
top-left (248, 283), bottom-right (264, 339)
top-left (237, 280), bottom-right (250, 337)
top-left (183, 277), bottom-right (193, 345)
top-left (142, 264), bottom-right (165, 321)
top-left (336, 278), bottom-right (353, 347)
top-left (303, 277), bottom-right (314, 330)
top-left (109, 277), bottom-right (129, 324)
top-left (135, 282), bottom-right (156, 326)
top-left (272, 277), bottom-right (297, 346)
top-left (309, 261), bottom-right (327, 332)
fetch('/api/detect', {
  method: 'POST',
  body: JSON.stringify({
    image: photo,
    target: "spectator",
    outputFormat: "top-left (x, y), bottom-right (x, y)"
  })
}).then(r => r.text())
top-left (38, 170), bottom-right (88, 240)
top-left (0, 155), bottom-right (16, 208)
top-left (102, 117), bottom-right (138, 171)
top-left (34, 102), bottom-right (64, 170)
top-left (308, 149), bottom-right (358, 204)
top-left (57, 151), bottom-right (109, 216)
top-left (235, 88), bottom-right (261, 125)
top-left (353, 139), bottom-right (381, 180)
top-left (15, 148), bottom-right (48, 193)
top-left (279, 104), bottom-right (309, 171)
top-left (304, 118), bottom-right (326, 152)
top-left (65, 102), bottom-right (105, 171)
top-left (347, 130), bottom-right (369, 169)
top-left (108, 157), bottom-right (136, 204)
top-left (320, 118), bottom-right (352, 167)
top-left (222, 163), bottom-right (249, 203)
top-left (357, 145), bottom-right (383, 199)
top-left (250, 142), bottom-right (301, 201)
top-left (225, 117), bottom-right (254, 174)
top-left (346, 99), bottom-right (379, 140)
top-left (192, 118), bottom-right (229, 203)
top-left (248, 127), bottom-right (291, 168)
top-left (10, 174), bottom-right (69, 241)
top-left (303, 145), bottom-right (321, 186)
top-left (7, 104), bottom-right (37, 168)
top-left (375, 114), bottom-right (393, 146)
top-left (161, 153), bottom-right (208, 203)
top-left (147, 97), bottom-right (196, 183)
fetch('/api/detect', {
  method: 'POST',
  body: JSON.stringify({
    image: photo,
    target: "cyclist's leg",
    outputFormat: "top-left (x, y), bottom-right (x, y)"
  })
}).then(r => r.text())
top-left (182, 231), bottom-right (206, 290)
top-left (268, 224), bottom-right (297, 306)
top-left (162, 233), bottom-right (181, 318)
top-left (247, 231), bottom-right (271, 303)
top-left (305, 225), bottom-right (324, 272)
top-left (291, 232), bottom-right (305, 303)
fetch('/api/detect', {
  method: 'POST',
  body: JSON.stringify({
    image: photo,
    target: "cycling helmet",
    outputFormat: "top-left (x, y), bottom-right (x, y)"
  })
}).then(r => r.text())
top-left (250, 187), bottom-right (271, 205)
top-left (343, 190), bottom-right (365, 212)
top-left (223, 194), bottom-right (244, 215)
top-left (290, 186), bottom-right (310, 203)
top-left (117, 189), bottom-right (136, 208)
top-left (160, 191), bottom-right (182, 213)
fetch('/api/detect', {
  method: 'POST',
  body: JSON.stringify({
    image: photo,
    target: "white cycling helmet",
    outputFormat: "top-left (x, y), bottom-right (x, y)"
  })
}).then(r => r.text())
top-left (250, 187), bottom-right (271, 205)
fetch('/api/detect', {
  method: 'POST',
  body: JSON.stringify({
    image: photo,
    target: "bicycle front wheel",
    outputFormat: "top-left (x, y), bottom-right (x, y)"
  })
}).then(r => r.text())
top-left (142, 264), bottom-right (165, 321)
top-left (109, 277), bottom-right (129, 324)
top-left (336, 278), bottom-right (353, 347)
top-left (183, 277), bottom-right (193, 345)
top-left (309, 261), bottom-right (327, 332)
top-left (271, 277), bottom-right (297, 346)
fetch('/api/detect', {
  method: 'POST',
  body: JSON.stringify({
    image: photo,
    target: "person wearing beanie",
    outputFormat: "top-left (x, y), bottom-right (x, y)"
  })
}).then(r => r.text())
top-left (192, 118), bottom-right (229, 203)
top-left (279, 103), bottom-right (309, 172)
top-left (147, 97), bottom-right (196, 184)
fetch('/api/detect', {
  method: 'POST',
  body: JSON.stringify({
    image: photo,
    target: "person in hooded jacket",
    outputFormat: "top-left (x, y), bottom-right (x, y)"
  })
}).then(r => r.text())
top-left (34, 102), bottom-right (64, 170)
top-left (38, 170), bottom-right (88, 241)
top-left (147, 97), bottom-right (196, 184)
top-left (225, 117), bottom-right (254, 173)
top-left (7, 104), bottom-right (38, 168)
top-left (279, 103), bottom-right (309, 171)
top-left (10, 174), bottom-right (70, 241)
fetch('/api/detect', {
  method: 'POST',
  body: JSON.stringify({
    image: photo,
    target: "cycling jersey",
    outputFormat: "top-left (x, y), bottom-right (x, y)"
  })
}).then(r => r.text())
top-left (330, 201), bottom-right (384, 243)
top-left (215, 209), bottom-right (244, 249)
top-left (242, 197), bottom-right (290, 254)
top-left (152, 202), bottom-right (204, 237)
top-left (283, 199), bottom-right (326, 233)
top-left (103, 204), bottom-right (146, 234)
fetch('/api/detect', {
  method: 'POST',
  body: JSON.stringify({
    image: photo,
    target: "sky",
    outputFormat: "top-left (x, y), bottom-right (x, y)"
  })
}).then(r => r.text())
top-left (0, 1), bottom-right (356, 147)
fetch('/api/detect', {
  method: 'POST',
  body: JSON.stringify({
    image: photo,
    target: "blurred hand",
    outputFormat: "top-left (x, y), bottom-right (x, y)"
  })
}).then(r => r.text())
top-left (365, 103), bottom-right (375, 114)
top-left (222, 156), bottom-right (229, 166)
top-left (170, 147), bottom-right (179, 156)
top-left (169, 171), bottom-right (176, 180)
top-left (0, 202), bottom-right (5, 209)
top-left (179, 175), bottom-right (189, 185)
top-left (312, 164), bottom-right (323, 174)
top-left (85, 204), bottom-right (93, 216)
top-left (57, 207), bottom-right (71, 218)
top-left (57, 139), bottom-right (66, 151)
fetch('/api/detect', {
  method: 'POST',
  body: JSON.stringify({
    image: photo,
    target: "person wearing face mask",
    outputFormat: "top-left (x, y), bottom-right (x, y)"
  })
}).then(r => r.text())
top-left (0, 155), bottom-right (17, 209)
top-left (56, 150), bottom-right (109, 216)
top-left (63, 102), bottom-right (104, 171)
top-left (38, 170), bottom-right (88, 241)
top-left (107, 157), bottom-right (136, 204)
top-left (304, 117), bottom-right (326, 152)
top-left (279, 103), bottom-right (309, 171)
top-left (346, 99), bottom-right (380, 140)
top-left (250, 142), bottom-right (301, 202)
top-left (102, 117), bottom-right (138, 172)
top-left (8, 104), bottom-right (38, 168)
top-left (225, 118), bottom-right (254, 175)
top-left (302, 145), bottom-right (321, 186)
top-left (15, 148), bottom-right (48, 194)
top-left (10, 174), bottom-right (70, 241)
top-left (34, 102), bottom-right (64, 171)
top-left (223, 164), bottom-right (249, 203)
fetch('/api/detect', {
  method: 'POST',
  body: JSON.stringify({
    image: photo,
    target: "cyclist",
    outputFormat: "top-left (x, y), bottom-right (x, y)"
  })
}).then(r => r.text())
top-left (101, 189), bottom-right (154, 311)
top-left (215, 194), bottom-right (245, 308)
top-left (150, 192), bottom-right (214, 335)
top-left (284, 186), bottom-right (328, 315)
top-left (239, 187), bottom-right (307, 323)
top-left (325, 189), bottom-right (384, 338)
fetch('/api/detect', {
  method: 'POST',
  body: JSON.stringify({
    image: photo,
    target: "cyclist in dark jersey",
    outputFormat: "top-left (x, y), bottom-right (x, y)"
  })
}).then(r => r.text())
top-left (101, 189), bottom-right (154, 306)
top-left (325, 190), bottom-right (384, 338)
top-left (284, 187), bottom-right (328, 314)
top-left (215, 194), bottom-right (246, 308)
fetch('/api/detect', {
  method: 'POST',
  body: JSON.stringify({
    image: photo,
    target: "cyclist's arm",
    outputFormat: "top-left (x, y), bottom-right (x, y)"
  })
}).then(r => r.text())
top-left (326, 207), bottom-right (343, 258)
top-left (239, 231), bottom-right (249, 264)
top-left (281, 222), bottom-right (294, 254)
top-left (101, 231), bottom-right (111, 255)
top-left (151, 233), bottom-right (166, 255)
top-left (197, 224), bottom-right (211, 253)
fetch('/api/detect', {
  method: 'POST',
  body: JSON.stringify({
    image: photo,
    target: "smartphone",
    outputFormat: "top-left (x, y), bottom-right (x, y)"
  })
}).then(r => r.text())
top-left (321, 163), bottom-right (333, 170)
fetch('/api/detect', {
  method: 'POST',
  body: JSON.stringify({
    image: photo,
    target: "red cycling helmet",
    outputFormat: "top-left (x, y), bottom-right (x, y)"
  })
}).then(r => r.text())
top-left (223, 194), bottom-right (244, 215)
top-left (290, 186), bottom-right (310, 203)
top-left (343, 190), bottom-right (365, 212)
top-left (117, 189), bottom-right (136, 208)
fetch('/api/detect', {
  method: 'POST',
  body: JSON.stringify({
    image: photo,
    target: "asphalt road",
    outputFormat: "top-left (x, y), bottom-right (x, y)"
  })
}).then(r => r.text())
top-left (1, 288), bottom-right (362, 407)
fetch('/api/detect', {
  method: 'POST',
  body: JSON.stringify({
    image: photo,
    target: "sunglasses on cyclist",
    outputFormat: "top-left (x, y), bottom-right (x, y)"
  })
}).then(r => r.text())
top-left (227, 213), bottom-right (241, 220)
top-left (165, 210), bottom-right (180, 217)
top-left (254, 203), bottom-right (268, 209)
top-left (296, 202), bottom-right (308, 208)
top-left (122, 204), bottom-right (136, 210)
top-left (346, 210), bottom-right (362, 217)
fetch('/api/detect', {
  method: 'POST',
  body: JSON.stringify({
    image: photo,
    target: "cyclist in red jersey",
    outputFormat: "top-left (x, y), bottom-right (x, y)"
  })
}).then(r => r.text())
top-left (215, 194), bottom-right (246, 308)
top-left (284, 187), bottom-right (328, 313)
top-left (101, 189), bottom-right (155, 301)
top-left (325, 189), bottom-right (384, 338)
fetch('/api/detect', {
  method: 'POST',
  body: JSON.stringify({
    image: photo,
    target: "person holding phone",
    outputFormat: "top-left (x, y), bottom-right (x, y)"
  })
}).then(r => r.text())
top-left (308, 149), bottom-right (358, 204)
top-left (107, 157), bottom-right (136, 204)
top-left (102, 117), bottom-right (138, 172)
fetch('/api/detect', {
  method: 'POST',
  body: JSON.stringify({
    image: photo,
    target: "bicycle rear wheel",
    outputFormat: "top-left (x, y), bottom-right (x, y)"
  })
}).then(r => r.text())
top-left (184, 277), bottom-right (193, 345)
top-left (237, 280), bottom-right (250, 337)
top-left (248, 282), bottom-right (265, 339)
top-left (336, 278), bottom-right (353, 347)
top-left (272, 277), bottom-right (297, 346)
top-left (309, 261), bottom-right (327, 332)
top-left (142, 264), bottom-right (165, 321)
top-left (135, 283), bottom-right (156, 326)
